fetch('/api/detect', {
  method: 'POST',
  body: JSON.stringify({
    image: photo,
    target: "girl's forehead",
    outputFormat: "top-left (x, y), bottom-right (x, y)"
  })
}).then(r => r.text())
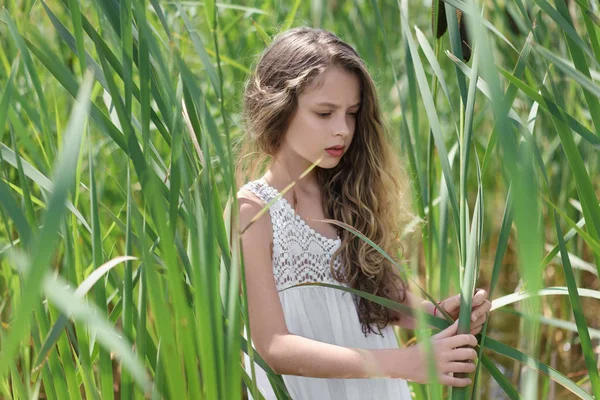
top-left (301, 67), bottom-right (361, 104)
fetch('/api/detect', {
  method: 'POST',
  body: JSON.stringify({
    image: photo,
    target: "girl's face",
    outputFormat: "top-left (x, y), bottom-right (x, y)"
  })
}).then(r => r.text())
top-left (278, 67), bottom-right (361, 171)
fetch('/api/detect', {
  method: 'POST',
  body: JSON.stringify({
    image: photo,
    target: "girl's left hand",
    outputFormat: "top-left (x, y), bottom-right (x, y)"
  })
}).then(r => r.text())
top-left (437, 289), bottom-right (491, 335)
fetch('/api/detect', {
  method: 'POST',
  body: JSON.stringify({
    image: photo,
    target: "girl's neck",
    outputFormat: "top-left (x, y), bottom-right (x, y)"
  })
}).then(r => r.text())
top-left (264, 163), bottom-right (321, 197)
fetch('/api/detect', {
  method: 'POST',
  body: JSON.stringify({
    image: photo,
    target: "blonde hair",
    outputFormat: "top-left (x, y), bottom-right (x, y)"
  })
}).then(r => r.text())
top-left (237, 27), bottom-right (414, 336)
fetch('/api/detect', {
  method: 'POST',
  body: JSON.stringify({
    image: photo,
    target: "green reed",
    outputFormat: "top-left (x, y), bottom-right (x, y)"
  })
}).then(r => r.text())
top-left (0, 1), bottom-right (599, 399)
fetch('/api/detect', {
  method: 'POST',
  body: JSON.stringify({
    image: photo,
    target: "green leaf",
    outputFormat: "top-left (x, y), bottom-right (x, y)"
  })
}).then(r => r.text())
top-left (67, 0), bottom-right (86, 74)
top-left (484, 337), bottom-right (593, 399)
top-left (0, 143), bottom-right (92, 232)
top-left (0, 72), bottom-right (94, 379)
top-left (492, 286), bottom-right (600, 310)
top-left (498, 68), bottom-right (600, 148)
top-left (281, 0), bottom-right (301, 31)
top-left (399, 7), bottom-right (461, 245)
top-left (4, 9), bottom-right (56, 160)
top-left (42, 272), bottom-right (151, 394)
top-left (532, 0), bottom-right (599, 66)
top-left (178, 3), bottom-right (222, 99)
top-left (535, 45), bottom-right (600, 101)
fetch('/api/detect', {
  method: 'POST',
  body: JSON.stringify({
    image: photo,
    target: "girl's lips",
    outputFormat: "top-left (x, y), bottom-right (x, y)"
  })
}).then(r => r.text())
top-left (326, 148), bottom-right (344, 157)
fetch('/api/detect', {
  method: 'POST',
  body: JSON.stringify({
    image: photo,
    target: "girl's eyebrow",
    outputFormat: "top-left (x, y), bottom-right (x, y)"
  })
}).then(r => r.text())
top-left (314, 101), bottom-right (361, 109)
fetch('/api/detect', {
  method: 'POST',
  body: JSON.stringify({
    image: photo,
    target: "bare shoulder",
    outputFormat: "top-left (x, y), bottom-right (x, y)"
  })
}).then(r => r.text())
top-left (237, 187), bottom-right (272, 236)
top-left (237, 187), bottom-right (275, 261)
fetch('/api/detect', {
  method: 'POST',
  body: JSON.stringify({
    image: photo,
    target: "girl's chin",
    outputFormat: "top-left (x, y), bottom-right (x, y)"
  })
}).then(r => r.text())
top-left (318, 159), bottom-right (343, 169)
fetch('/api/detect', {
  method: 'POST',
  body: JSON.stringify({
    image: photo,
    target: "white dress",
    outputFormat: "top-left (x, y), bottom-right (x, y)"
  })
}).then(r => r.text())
top-left (240, 178), bottom-right (412, 400)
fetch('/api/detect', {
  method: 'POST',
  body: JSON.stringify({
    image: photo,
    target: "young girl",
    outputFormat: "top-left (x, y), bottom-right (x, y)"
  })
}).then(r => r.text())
top-left (236, 27), bottom-right (491, 399)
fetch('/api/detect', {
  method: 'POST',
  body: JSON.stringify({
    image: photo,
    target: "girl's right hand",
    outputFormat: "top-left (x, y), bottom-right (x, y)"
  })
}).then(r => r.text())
top-left (412, 320), bottom-right (479, 387)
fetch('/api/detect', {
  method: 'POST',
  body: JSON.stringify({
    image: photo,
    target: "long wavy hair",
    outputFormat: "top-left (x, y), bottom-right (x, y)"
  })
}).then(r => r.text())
top-left (237, 27), bottom-right (415, 336)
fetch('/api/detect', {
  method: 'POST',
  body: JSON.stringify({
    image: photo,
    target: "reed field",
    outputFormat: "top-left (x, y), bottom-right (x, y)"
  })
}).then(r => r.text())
top-left (0, 0), bottom-right (599, 398)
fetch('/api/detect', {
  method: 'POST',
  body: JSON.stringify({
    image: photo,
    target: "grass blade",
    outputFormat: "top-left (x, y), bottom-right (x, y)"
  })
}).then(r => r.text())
top-left (0, 72), bottom-right (94, 379)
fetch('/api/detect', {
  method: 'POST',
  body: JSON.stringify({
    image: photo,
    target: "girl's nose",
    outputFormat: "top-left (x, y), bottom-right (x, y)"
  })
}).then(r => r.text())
top-left (334, 114), bottom-right (351, 137)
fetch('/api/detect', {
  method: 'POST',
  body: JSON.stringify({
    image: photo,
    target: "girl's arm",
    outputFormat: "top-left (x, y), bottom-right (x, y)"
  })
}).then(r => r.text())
top-left (238, 194), bottom-right (421, 381)
top-left (268, 333), bottom-right (420, 379)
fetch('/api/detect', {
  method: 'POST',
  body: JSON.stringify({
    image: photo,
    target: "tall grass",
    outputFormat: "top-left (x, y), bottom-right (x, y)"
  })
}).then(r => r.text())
top-left (0, 0), bottom-right (599, 399)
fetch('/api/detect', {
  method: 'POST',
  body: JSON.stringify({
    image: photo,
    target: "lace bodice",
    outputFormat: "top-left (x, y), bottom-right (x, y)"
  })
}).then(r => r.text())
top-left (239, 178), bottom-right (345, 291)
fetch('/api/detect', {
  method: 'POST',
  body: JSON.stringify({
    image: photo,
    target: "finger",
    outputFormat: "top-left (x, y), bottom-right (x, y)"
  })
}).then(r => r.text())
top-left (470, 307), bottom-right (489, 322)
top-left (440, 294), bottom-right (460, 314)
top-left (471, 305), bottom-right (491, 323)
top-left (470, 311), bottom-right (478, 322)
top-left (446, 334), bottom-right (478, 349)
top-left (472, 299), bottom-right (492, 313)
top-left (472, 314), bottom-right (487, 327)
top-left (471, 290), bottom-right (487, 307)
top-left (439, 374), bottom-right (472, 387)
top-left (447, 294), bottom-right (461, 311)
top-left (469, 318), bottom-right (485, 332)
top-left (470, 325), bottom-right (483, 335)
top-left (471, 296), bottom-right (484, 308)
top-left (442, 361), bottom-right (477, 374)
top-left (450, 347), bottom-right (478, 362)
top-left (481, 300), bottom-right (492, 313)
top-left (470, 305), bottom-right (487, 317)
top-left (435, 320), bottom-right (458, 339)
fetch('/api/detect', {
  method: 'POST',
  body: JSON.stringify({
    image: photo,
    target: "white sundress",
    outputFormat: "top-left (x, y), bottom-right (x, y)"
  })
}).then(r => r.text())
top-left (239, 178), bottom-right (412, 400)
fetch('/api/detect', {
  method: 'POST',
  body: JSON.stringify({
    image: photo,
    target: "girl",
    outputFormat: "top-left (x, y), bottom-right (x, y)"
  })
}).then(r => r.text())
top-left (236, 27), bottom-right (491, 399)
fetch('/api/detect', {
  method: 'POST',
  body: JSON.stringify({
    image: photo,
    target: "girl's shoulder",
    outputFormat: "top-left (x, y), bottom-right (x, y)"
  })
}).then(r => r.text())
top-left (237, 177), bottom-right (278, 206)
top-left (237, 179), bottom-right (264, 204)
top-left (238, 197), bottom-right (272, 244)
top-left (237, 179), bottom-right (274, 234)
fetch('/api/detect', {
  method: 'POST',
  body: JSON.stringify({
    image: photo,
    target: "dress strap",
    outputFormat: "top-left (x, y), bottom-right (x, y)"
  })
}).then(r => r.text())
top-left (238, 178), bottom-right (279, 205)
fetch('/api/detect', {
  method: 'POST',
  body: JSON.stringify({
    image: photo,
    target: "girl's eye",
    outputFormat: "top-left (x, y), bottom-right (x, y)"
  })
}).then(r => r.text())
top-left (316, 111), bottom-right (358, 118)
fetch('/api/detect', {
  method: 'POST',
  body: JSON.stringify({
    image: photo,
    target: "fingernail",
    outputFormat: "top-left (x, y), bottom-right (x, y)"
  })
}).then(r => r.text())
top-left (471, 313), bottom-right (477, 321)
